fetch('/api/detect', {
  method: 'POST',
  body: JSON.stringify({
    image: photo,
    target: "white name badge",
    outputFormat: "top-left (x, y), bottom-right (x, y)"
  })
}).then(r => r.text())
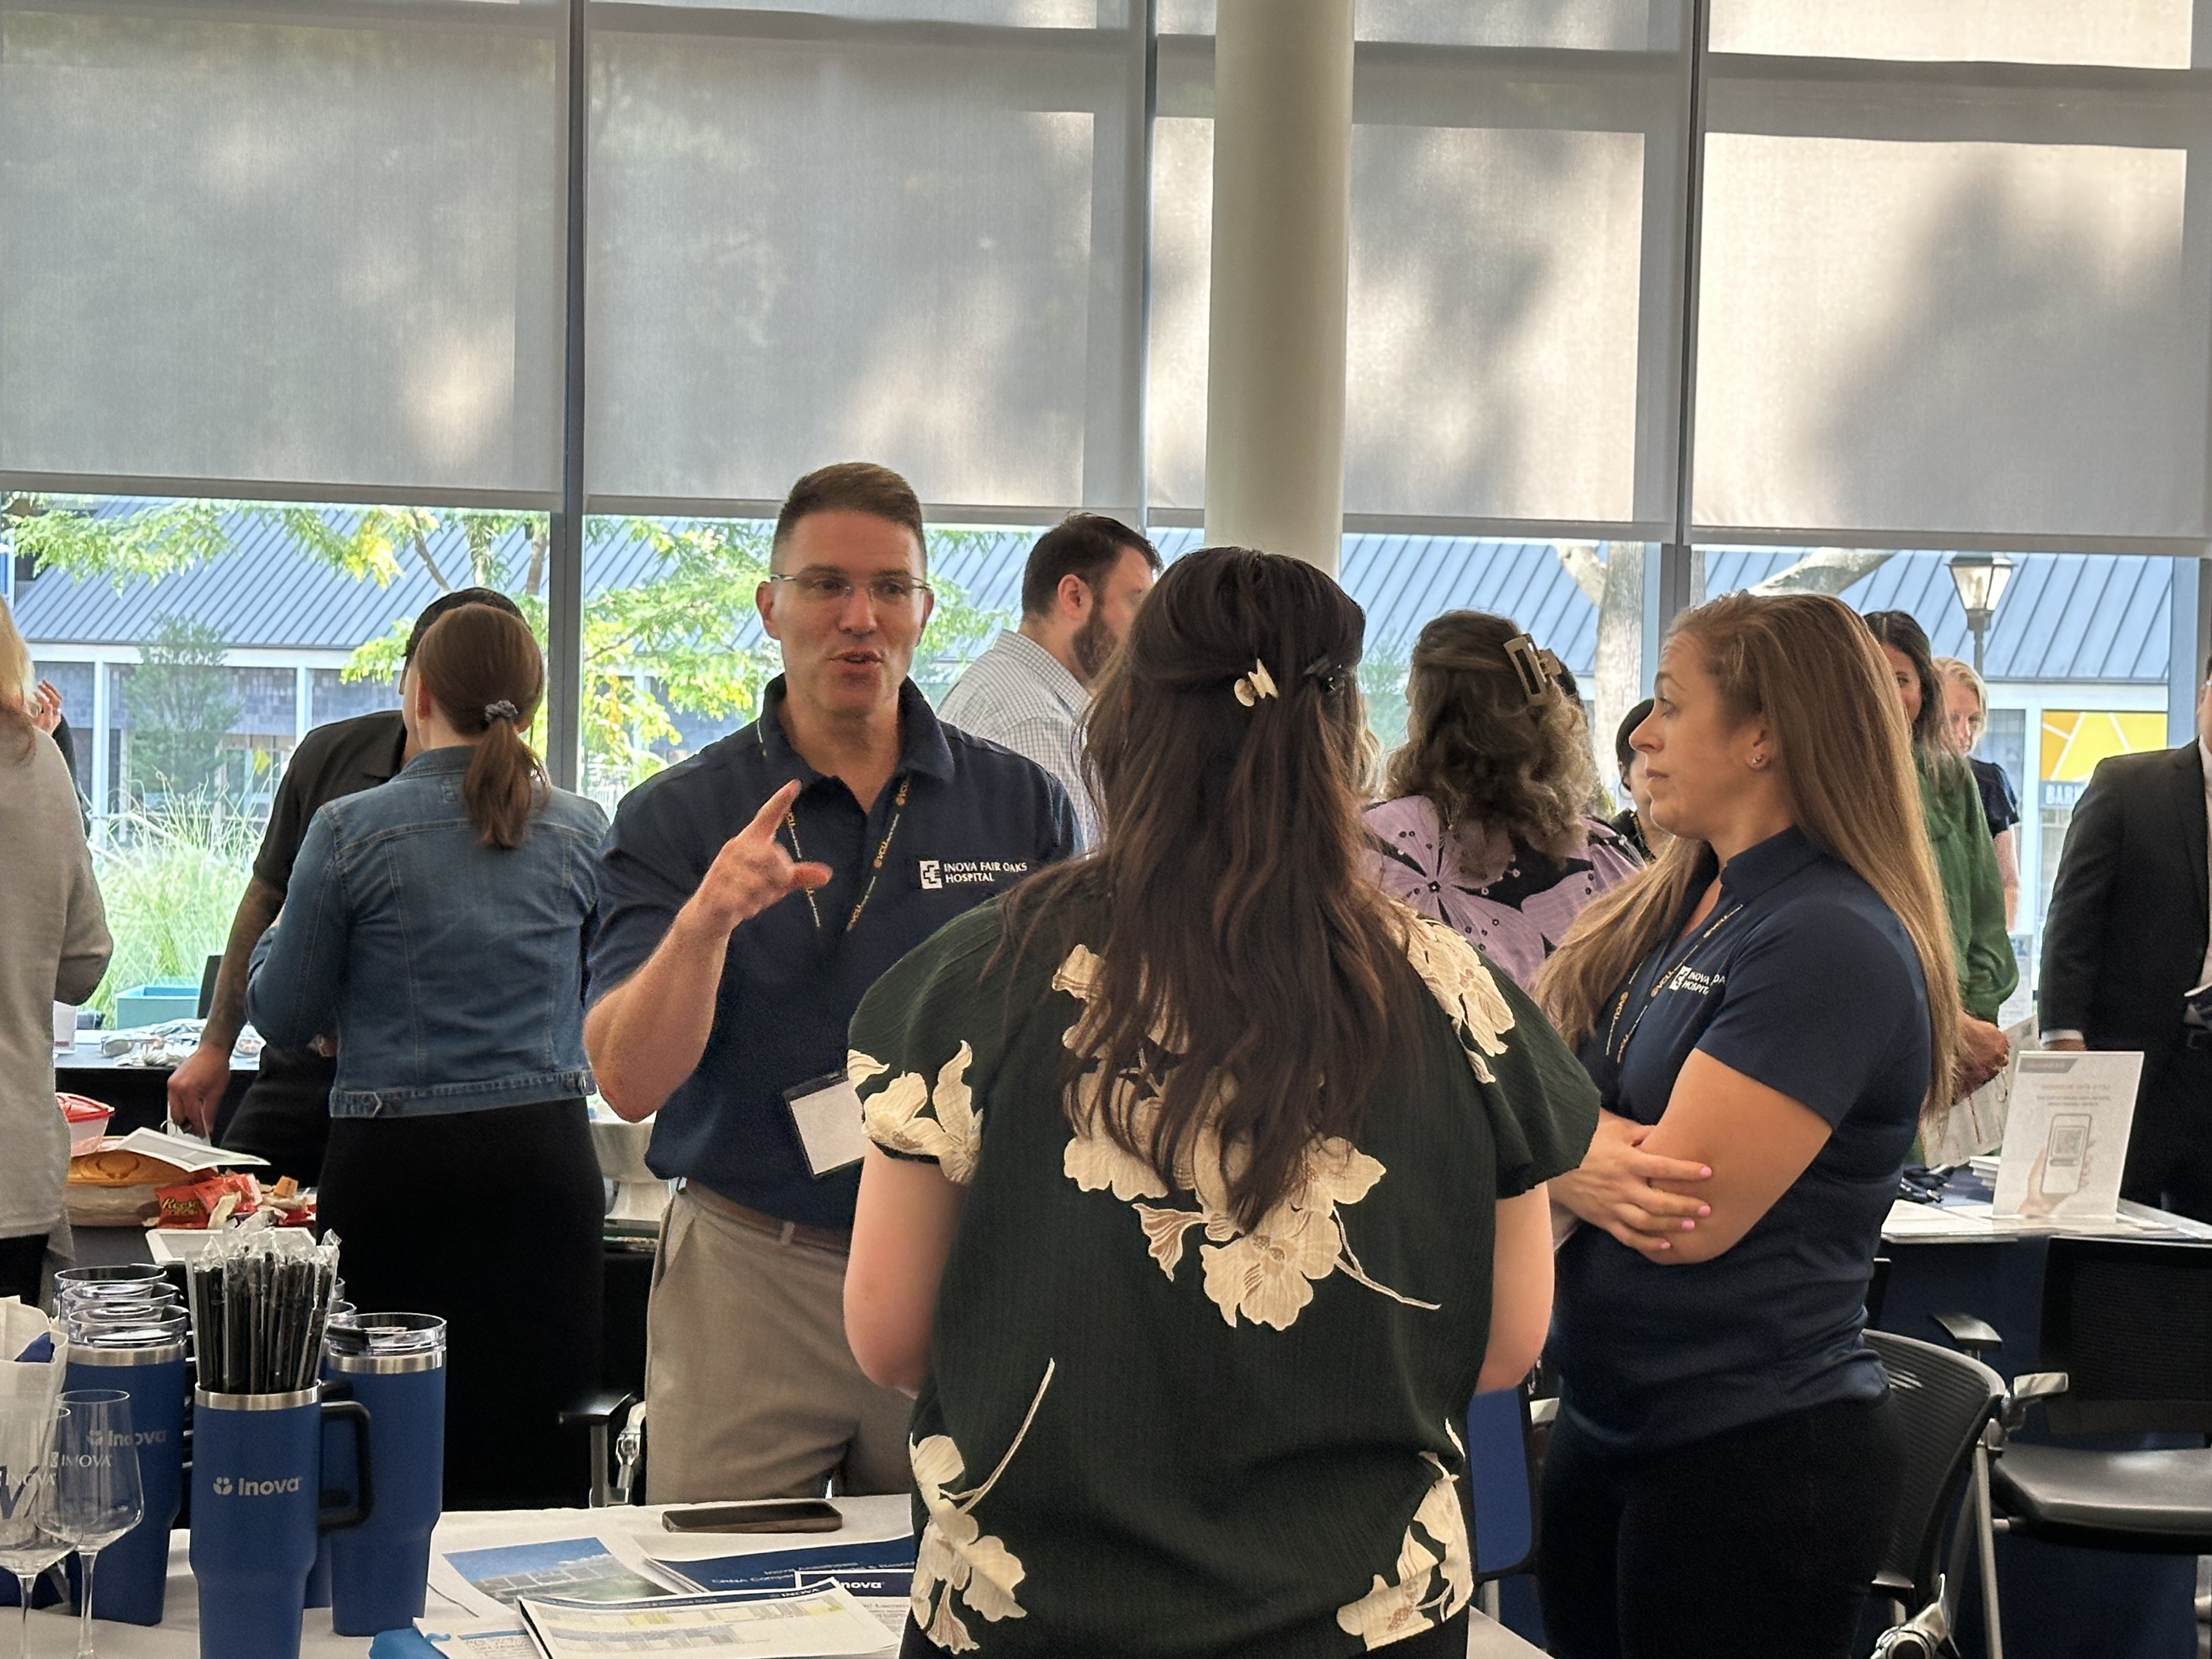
top-left (784, 1073), bottom-right (869, 1178)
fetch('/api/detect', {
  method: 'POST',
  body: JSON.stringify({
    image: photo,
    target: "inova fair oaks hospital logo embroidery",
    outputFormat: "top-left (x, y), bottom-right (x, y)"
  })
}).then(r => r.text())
top-left (919, 859), bottom-right (1030, 891)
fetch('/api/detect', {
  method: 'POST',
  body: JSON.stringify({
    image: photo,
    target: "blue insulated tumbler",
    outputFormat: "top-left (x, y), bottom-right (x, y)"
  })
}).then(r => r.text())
top-left (325, 1316), bottom-right (444, 1638)
top-left (189, 1389), bottom-right (371, 1659)
top-left (60, 1336), bottom-right (187, 1626)
top-left (302, 1301), bottom-right (357, 1615)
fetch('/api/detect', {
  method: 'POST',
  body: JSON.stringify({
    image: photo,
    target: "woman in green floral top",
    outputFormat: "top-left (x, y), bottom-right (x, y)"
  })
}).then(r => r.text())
top-left (844, 548), bottom-right (1599, 1658)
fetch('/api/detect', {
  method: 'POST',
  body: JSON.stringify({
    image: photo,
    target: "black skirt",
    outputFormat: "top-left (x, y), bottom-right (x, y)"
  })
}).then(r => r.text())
top-left (318, 1097), bottom-right (603, 1510)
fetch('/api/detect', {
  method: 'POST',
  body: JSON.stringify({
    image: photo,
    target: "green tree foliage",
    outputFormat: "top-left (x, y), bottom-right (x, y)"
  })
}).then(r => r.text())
top-left (10, 499), bottom-right (1014, 793)
top-left (126, 615), bottom-right (242, 803)
top-left (1358, 642), bottom-right (1411, 761)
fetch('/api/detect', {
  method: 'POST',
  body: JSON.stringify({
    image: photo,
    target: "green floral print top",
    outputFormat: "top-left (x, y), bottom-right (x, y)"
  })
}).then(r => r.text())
top-left (849, 894), bottom-right (1598, 1658)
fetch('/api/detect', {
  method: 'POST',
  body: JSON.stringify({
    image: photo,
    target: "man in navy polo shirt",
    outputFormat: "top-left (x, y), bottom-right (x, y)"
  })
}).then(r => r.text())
top-left (586, 462), bottom-right (1074, 1502)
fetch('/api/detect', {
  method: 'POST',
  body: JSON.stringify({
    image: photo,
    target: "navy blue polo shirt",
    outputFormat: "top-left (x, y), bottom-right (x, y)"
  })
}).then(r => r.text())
top-left (587, 678), bottom-right (1075, 1228)
top-left (1550, 826), bottom-right (1931, 1455)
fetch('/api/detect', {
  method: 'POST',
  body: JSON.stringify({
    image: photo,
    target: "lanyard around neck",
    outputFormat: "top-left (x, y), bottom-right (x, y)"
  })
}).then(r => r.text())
top-left (783, 776), bottom-right (912, 936)
top-left (1602, 890), bottom-right (1745, 1069)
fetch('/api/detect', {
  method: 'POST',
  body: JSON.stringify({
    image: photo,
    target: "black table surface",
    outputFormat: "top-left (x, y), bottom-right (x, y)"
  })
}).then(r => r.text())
top-left (53, 1043), bottom-right (254, 1139)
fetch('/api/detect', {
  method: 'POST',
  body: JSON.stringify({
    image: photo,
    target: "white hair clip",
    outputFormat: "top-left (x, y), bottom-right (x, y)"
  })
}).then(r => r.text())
top-left (1232, 661), bottom-right (1280, 708)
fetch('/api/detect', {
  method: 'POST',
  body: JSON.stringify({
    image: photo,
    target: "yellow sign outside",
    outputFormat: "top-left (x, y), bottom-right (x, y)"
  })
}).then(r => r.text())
top-left (2040, 710), bottom-right (2167, 781)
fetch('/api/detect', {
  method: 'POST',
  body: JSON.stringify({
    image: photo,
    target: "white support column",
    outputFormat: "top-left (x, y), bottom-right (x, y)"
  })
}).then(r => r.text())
top-left (1202, 0), bottom-right (1355, 575)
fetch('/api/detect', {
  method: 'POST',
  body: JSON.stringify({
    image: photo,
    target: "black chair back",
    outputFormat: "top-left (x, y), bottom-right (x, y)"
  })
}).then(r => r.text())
top-left (2039, 1238), bottom-right (2212, 1435)
top-left (1865, 1329), bottom-right (2005, 1610)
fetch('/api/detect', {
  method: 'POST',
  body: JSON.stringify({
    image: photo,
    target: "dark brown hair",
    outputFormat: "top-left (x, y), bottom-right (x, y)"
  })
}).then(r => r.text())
top-left (1863, 610), bottom-right (1953, 765)
top-left (1535, 591), bottom-right (1961, 1127)
top-left (1003, 546), bottom-right (1418, 1229)
top-left (404, 585), bottom-right (524, 665)
top-left (411, 603), bottom-right (548, 850)
top-left (1384, 610), bottom-right (1598, 861)
top-left (1019, 513), bottom-right (1159, 617)
top-left (771, 462), bottom-right (926, 572)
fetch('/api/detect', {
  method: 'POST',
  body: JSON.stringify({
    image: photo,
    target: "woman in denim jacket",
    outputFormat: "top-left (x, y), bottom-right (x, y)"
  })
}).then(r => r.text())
top-left (250, 603), bottom-right (607, 1508)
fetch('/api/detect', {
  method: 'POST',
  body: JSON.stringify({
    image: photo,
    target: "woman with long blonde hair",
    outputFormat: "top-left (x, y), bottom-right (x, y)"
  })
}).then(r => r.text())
top-left (1532, 591), bottom-right (1957, 1658)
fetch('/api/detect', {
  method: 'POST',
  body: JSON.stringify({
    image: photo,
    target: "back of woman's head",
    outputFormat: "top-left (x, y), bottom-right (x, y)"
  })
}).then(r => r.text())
top-left (1383, 611), bottom-right (1598, 859)
top-left (1863, 610), bottom-right (1952, 763)
top-left (411, 603), bottom-right (548, 849)
top-left (1017, 545), bottom-right (1413, 1229)
top-left (1537, 590), bottom-right (1961, 1125)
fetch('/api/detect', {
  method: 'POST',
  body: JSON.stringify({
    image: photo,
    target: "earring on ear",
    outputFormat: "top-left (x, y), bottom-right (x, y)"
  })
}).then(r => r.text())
top-left (1749, 752), bottom-right (1770, 770)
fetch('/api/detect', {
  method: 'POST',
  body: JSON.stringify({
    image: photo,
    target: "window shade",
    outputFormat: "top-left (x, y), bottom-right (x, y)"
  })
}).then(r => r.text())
top-left (1159, 1), bottom-right (1676, 49)
top-left (0, 3), bottom-right (562, 496)
top-left (584, 21), bottom-right (1141, 511)
top-left (1148, 58), bottom-right (1678, 528)
top-left (1692, 131), bottom-right (2208, 541)
top-left (1709, 0), bottom-right (2191, 69)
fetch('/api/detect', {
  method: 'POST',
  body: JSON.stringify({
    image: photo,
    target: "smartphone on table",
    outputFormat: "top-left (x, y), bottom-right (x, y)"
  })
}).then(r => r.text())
top-left (662, 1499), bottom-right (844, 1535)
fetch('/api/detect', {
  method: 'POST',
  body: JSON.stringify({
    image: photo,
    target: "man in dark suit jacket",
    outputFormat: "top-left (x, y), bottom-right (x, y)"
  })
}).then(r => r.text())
top-left (2039, 676), bottom-right (2212, 1221)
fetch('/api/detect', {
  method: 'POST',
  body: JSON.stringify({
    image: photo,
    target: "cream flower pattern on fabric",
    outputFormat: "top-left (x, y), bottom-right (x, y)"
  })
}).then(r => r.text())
top-left (910, 1361), bottom-right (1057, 1653)
top-left (1395, 905), bottom-right (1516, 1084)
top-left (1052, 946), bottom-right (1437, 1331)
top-left (1335, 1451), bottom-right (1475, 1650)
top-left (854, 1042), bottom-right (984, 1185)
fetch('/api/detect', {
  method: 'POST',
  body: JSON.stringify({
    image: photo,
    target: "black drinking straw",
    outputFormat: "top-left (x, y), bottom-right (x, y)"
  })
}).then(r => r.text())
top-left (184, 1224), bottom-right (341, 1395)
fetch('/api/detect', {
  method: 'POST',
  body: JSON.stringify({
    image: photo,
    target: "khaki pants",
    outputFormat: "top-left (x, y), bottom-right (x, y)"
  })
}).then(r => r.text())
top-left (644, 1184), bottom-right (914, 1503)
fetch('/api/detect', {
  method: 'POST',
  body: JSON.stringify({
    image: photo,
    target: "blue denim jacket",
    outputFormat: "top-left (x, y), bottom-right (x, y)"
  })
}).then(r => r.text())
top-left (247, 746), bottom-right (608, 1118)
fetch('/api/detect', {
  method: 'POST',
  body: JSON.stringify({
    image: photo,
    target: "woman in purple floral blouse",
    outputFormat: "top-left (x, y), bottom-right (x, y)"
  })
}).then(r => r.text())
top-left (1365, 612), bottom-right (1644, 989)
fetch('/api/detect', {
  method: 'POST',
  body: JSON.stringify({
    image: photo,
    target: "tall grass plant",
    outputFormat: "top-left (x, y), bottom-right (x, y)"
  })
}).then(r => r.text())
top-left (88, 797), bottom-right (258, 1024)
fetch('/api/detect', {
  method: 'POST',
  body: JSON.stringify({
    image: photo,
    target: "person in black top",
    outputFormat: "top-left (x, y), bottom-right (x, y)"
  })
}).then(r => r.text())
top-left (1607, 697), bottom-right (1666, 863)
top-left (586, 463), bottom-right (1074, 1505)
top-left (1531, 591), bottom-right (1960, 1658)
top-left (166, 587), bottom-right (527, 1182)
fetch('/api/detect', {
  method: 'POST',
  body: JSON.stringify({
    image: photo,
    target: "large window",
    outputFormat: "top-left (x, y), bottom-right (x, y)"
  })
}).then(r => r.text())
top-left (9, 495), bottom-right (550, 1020)
top-left (8, 1), bottom-right (2212, 1023)
top-left (576, 518), bottom-right (1026, 809)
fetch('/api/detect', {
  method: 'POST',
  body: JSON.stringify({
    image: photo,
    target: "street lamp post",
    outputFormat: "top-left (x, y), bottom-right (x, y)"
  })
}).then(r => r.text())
top-left (1948, 553), bottom-right (2016, 677)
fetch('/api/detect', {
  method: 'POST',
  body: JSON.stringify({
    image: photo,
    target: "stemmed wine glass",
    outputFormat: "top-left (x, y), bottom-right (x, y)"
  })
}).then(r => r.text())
top-left (0, 1398), bottom-right (67, 1659)
top-left (48, 1393), bottom-right (141, 1659)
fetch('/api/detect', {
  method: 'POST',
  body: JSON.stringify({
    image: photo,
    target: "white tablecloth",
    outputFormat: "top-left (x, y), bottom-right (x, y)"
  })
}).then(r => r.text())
top-left (21, 1497), bottom-right (1538, 1659)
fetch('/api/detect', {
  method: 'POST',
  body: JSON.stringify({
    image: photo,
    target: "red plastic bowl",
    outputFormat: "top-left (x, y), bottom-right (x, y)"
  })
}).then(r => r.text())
top-left (57, 1096), bottom-right (114, 1158)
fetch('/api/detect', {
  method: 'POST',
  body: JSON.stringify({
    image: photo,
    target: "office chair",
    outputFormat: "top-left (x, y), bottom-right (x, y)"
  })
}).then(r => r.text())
top-left (1464, 1381), bottom-right (1544, 1618)
top-left (1864, 1330), bottom-right (2008, 1659)
top-left (1983, 1237), bottom-right (2212, 1556)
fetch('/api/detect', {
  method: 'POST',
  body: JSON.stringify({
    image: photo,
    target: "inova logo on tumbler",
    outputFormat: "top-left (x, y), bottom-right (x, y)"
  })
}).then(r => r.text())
top-left (210, 1475), bottom-right (303, 1498)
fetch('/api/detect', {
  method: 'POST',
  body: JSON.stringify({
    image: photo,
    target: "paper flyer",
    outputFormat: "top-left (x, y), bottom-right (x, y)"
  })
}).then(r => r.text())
top-left (516, 1586), bottom-right (890, 1658)
top-left (1991, 1049), bottom-right (2143, 1222)
top-left (650, 1536), bottom-right (915, 1596)
top-left (432, 1538), bottom-right (690, 1618)
top-left (652, 1538), bottom-right (917, 1640)
top-left (1924, 1017), bottom-right (2036, 1166)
